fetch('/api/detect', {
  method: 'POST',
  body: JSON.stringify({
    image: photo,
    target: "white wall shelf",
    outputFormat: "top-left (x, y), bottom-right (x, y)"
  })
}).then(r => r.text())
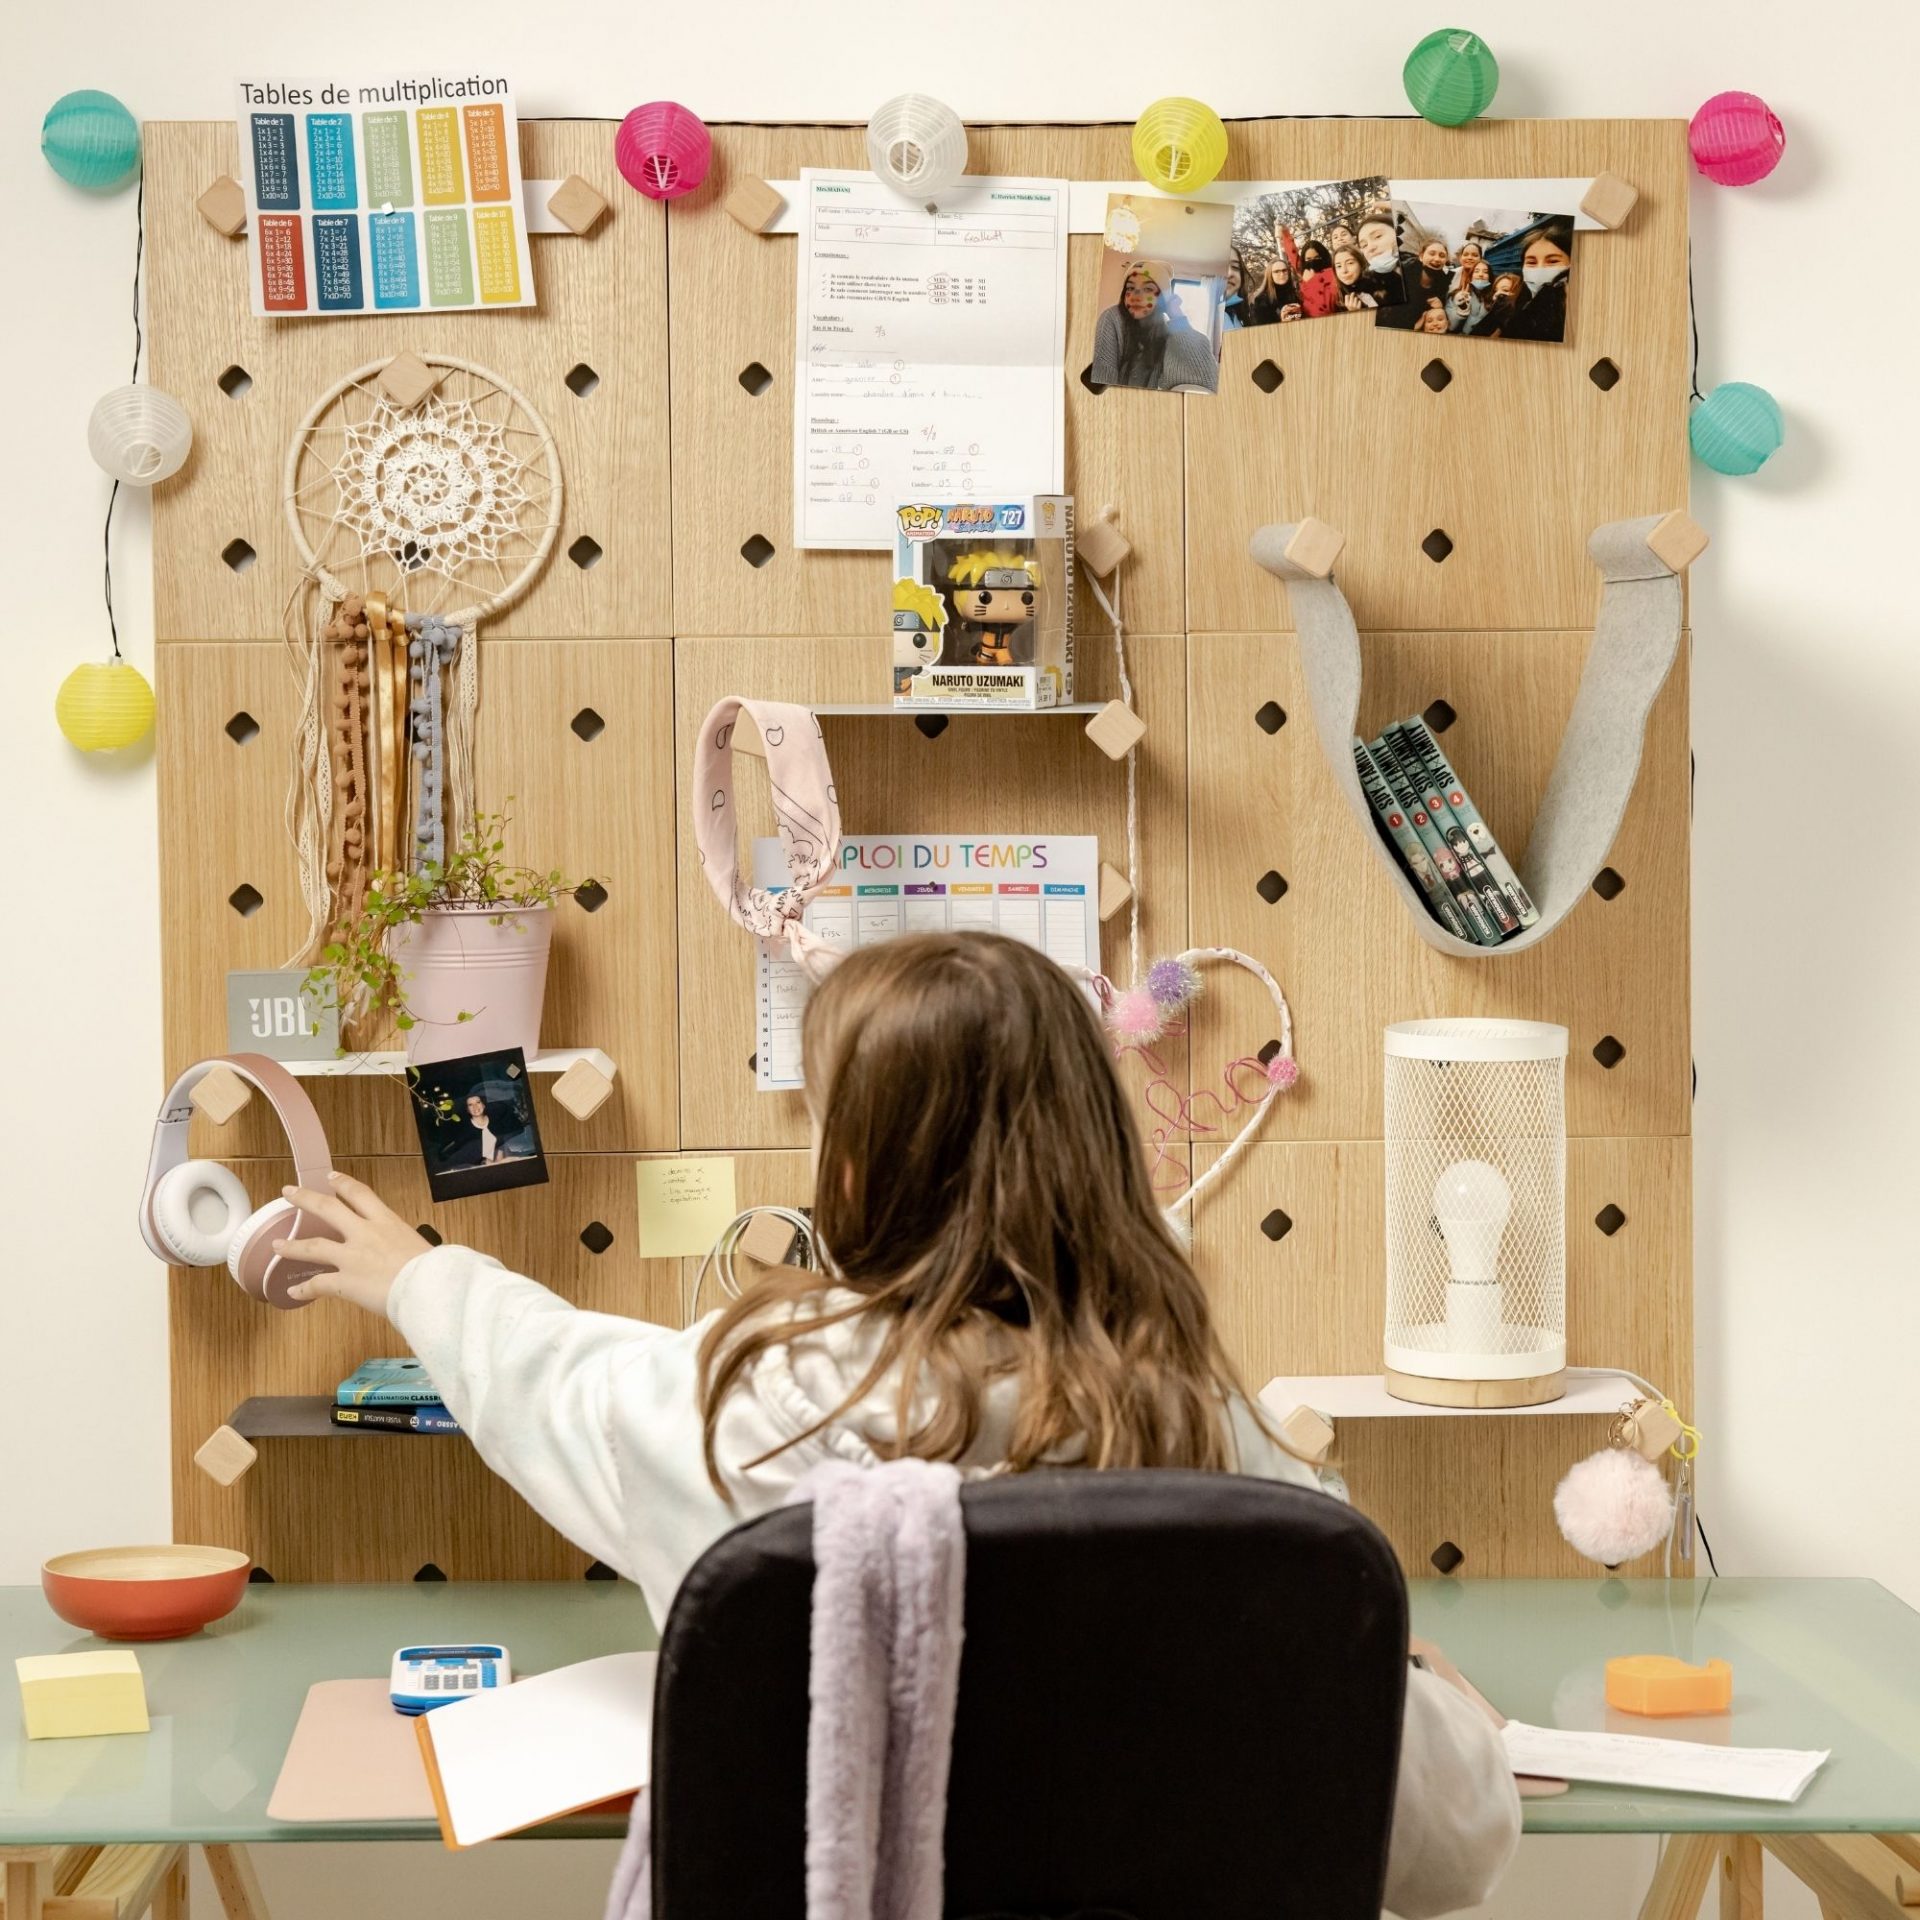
top-left (276, 1046), bottom-right (615, 1081)
top-left (1261, 1372), bottom-right (1639, 1421)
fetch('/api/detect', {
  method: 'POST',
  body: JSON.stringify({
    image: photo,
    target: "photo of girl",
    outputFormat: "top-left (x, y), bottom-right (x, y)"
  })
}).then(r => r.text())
top-left (1231, 178), bottom-right (1405, 327)
top-left (407, 1047), bottom-right (550, 1202)
top-left (1373, 200), bottom-right (1578, 344)
top-left (1222, 253), bottom-right (1251, 330)
top-left (1091, 194), bottom-right (1233, 395)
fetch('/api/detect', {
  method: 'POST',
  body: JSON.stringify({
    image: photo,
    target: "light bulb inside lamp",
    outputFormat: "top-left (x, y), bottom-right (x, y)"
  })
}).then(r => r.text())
top-left (1433, 1159), bottom-right (1511, 1348)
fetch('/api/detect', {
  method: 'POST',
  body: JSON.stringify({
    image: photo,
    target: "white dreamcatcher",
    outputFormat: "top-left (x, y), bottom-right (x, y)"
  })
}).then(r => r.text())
top-left (280, 354), bottom-right (563, 961)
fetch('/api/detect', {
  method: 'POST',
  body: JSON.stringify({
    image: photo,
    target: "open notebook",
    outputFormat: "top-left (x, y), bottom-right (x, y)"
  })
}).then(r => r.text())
top-left (415, 1650), bottom-right (657, 1848)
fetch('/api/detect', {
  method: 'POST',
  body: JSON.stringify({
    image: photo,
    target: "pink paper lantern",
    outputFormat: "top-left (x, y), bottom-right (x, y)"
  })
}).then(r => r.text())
top-left (1688, 91), bottom-right (1785, 186)
top-left (616, 101), bottom-right (711, 200)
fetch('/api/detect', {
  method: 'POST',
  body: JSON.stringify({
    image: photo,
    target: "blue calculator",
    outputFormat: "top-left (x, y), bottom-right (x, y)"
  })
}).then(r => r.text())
top-left (389, 1644), bottom-right (510, 1715)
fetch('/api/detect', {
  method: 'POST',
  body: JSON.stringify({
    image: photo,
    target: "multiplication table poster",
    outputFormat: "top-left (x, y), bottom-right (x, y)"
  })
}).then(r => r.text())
top-left (234, 72), bottom-right (537, 318)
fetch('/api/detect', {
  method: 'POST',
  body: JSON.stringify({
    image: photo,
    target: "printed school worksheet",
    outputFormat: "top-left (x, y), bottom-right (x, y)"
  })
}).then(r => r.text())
top-left (753, 833), bottom-right (1099, 1091)
top-left (792, 170), bottom-right (1069, 550)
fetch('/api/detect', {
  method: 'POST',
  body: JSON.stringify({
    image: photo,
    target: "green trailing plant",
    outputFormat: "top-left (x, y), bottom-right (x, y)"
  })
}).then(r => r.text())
top-left (306, 806), bottom-right (598, 1038)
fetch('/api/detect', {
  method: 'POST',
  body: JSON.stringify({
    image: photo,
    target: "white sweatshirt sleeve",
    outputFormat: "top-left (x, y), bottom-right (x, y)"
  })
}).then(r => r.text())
top-left (1384, 1668), bottom-right (1523, 1918)
top-left (386, 1243), bottom-right (697, 1584)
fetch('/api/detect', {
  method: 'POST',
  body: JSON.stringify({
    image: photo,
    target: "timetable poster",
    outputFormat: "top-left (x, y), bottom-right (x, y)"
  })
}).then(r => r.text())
top-left (234, 72), bottom-right (536, 319)
top-left (752, 833), bottom-right (1100, 1092)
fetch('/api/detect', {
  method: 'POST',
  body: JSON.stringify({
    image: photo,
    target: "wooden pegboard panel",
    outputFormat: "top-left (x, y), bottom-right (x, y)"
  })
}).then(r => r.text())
top-left (145, 121), bottom-right (669, 642)
top-left (667, 124), bottom-right (1186, 641)
top-left (1192, 1135), bottom-right (1691, 1576)
top-left (171, 1154), bottom-right (682, 1583)
top-left (674, 633), bottom-right (1190, 1151)
top-left (1186, 630), bottom-right (1690, 1141)
top-left (1191, 117), bottom-right (1690, 635)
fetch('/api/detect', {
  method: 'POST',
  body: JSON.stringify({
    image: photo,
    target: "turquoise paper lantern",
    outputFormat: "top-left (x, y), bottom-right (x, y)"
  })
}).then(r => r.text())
top-left (1403, 29), bottom-right (1500, 126)
top-left (42, 90), bottom-right (141, 193)
top-left (1690, 382), bottom-right (1783, 475)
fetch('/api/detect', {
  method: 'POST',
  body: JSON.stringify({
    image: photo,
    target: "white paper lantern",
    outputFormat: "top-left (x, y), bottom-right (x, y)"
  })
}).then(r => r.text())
top-left (1383, 1019), bottom-right (1567, 1407)
top-left (866, 94), bottom-right (968, 202)
top-left (88, 384), bottom-right (193, 486)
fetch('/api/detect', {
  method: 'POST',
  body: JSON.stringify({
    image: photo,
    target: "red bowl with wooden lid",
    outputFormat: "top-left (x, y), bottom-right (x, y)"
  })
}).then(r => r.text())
top-left (42, 1546), bottom-right (251, 1640)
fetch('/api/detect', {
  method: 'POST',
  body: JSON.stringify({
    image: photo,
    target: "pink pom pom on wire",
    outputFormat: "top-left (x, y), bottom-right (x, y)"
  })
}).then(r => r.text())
top-left (1266, 1053), bottom-right (1299, 1092)
top-left (1106, 985), bottom-right (1165, 1045)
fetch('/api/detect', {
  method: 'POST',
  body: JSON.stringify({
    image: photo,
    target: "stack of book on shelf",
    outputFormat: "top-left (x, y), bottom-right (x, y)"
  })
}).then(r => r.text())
top-left (1353, 717), bottom-right (1540, 946)
top-left (333, 1358), bottom-right (461, 1434)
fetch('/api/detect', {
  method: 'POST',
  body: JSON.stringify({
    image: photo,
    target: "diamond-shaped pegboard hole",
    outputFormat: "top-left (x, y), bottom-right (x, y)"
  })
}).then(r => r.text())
top-left (738, 361), bottom-right (774, 397)
top-left (570, 707), bottom-right (606, 743)
top-left (416, 1224), bottom-right (443, 1245)
top-left (221, 537), bottom-right (256, 573)
top-left (1250, 359), bottom-right (1283, 394)
top-left (1421, 528), bottom-right (1454, 564)
top-left (564, 362), bottom-right (600, 398)
top-left (1259, 1208), bottom-right (1293, 1243)
top-left (575, 880), bottom-right (609, 914)
top-left (1592, 1034), bottom-right (1626, 1070)
top-left (1589, 357), bottom-right (1621, 392)
top-left (579, 1220), bottom-right (615, 1255)
top-left (247, 1566), bottom-right (276, 1585)
top-left (568, 534), bottom-right (603, 570)
top-left (217, 364), bottom-right (252, 398)
top-left (914, 714), bottom-right (949, 740)
top-left (224, 711), bottom-right (260, 745)
top-left (1422, 698), bottom-right (1458, 734)
top-left (741, 534), bottom-right (775, 568)
top-left (413, 1563), bottom-right (448, 1583)
top-left (748, 1052), bottom-right (759, 1076)
top-left (227, 882), bottom-right (263, 918)
top-left (1255, 869), bottom-right (1289, 905)
top-left (1420, 358), bottom-right (1453, 393)
top-left (1079, 364), bottom-right (1107, 396)
top-left (1592, 866), bottom-right (1626, 901)
top-left (1254, 700), bottom-right (1287, 735)
top-left (1429, 1540), bottom-right (1465, 1575)
top-left (1594, 1203), bottom-right (1628, 1237)
top-left (584, 1559), bottom-right (619, 1582)
top-left (1257, 1037), bottom-right (1283, 1065)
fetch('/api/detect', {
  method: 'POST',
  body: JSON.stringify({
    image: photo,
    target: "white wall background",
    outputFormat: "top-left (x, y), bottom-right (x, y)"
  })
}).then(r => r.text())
top-left (6, 1), bottom-right (1916, 1914)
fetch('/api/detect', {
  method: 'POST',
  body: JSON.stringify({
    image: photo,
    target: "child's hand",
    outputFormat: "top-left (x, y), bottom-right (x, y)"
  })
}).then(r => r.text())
top-left (274, 1173), bottom-right (434, 1317)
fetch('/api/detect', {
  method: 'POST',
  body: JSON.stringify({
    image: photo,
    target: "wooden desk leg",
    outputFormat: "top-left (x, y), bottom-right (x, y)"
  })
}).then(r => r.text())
top-left (1640, 1833), bottom-right (1719, 1920)
top-left (201, 1845), bottom-right (270, 1920)
top-left (1764, 1834), bottom-right (1916, 1919)
top-left (2, 1849), bottom-right (55, 1920)
top-left (152, 1848), bottom-right (190, 1920)
top-left (1720, 1836), bottom-right (1763, 1917)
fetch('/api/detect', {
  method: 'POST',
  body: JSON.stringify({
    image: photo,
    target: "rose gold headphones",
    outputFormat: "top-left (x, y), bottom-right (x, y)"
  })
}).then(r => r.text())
top-left (139, 1053), bottom-right (341, 1310)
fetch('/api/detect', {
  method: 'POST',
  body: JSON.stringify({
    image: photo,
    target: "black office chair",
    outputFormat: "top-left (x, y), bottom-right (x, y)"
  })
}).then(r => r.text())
top-left (649, 1470), bottom-right (1409, 1920)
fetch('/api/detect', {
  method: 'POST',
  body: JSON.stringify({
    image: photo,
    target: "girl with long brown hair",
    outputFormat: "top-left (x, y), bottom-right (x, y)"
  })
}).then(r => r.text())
top-left (277, 930), bottom-right (1518, 1916)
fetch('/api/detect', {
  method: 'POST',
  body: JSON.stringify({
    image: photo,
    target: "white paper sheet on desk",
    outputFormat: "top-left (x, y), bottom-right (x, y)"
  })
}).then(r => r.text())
top-left (1501, 1722), bottom-right (1829, 1803)
top-left (792, 170), bottom-right (1068, 551)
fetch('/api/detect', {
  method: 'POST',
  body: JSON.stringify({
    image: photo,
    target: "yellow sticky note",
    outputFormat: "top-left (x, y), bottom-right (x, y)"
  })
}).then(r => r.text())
top-left (635, 1157), bottom-right (739, 1259)
top-left (17, 1651), bottom-right (149, 1740)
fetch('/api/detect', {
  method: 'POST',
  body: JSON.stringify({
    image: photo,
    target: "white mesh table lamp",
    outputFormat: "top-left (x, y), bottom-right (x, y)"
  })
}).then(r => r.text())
top-left (1383, 1019), bottom-right (1568, 1407)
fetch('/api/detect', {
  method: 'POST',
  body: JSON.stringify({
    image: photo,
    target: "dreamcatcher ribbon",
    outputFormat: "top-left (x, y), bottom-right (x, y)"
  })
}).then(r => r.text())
top-left (692, 696), bottom-right (846, 980)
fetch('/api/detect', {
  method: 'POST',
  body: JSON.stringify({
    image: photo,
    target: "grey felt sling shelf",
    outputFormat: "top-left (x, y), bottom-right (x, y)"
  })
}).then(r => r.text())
top-left (1248, 511), bottom-right (1708, 960)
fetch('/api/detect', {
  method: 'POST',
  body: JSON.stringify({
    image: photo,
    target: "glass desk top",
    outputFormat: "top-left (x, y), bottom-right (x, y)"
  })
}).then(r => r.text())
top-left (5, 1577), bottom-right (1920, 1843)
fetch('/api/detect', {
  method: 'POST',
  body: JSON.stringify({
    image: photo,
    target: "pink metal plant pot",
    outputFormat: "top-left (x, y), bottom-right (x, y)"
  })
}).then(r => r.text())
top-left (389, 904), bottom-right (553, 1065)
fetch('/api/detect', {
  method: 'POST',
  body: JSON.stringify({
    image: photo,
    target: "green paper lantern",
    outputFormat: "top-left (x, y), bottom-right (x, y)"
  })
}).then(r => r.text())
top-left (42, 90), bottom-right (141, 193)
top-left (1690, 382), bottom-right (1783, 475)
top-left (1403, 29), bottom-right (1500, 127)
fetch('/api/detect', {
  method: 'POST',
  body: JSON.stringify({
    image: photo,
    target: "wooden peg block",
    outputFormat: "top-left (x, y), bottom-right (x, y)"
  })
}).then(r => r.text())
top-left (1283, 518), bottom-right (1345, 579)
top-left (1897, 1868), bottom-right (1920, 1908)
top-left (377, 351), bottom-right (443, 411)
top-left (1085, 700), bottom-right (1147, 760)
top-left (1624, 1398), bottom-right (1684, 1462)
top-left (1579, 172), bottom-right (1640, 230)
top-left (550, 1057), bottom-right (615, 1122)
top-left (1098, 861), bottom-right (1133, 923)
top-left (196, 175), bottom-right (247, 237)
top-left (1077, 507), bottom-right (1132, 579)
top-left (1647, 510), bottom-right (1709, 576)
top-left (737, 1209), bottom-right (799, 1269)
top-left (190, 1065), bottom-right (252, 1127)
top-left (194, 1424), bottom-right (258, 1487)
top-left (722, 174), bottom-right (786, 234)
top-left (546, 174), bottom-right (609, 236)
top-left (1277, 1403), bottom-right (1335, 1465)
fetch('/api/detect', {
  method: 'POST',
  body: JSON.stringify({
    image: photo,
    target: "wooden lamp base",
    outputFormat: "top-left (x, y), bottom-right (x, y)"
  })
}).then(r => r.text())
top-left (1384, 1368), bottom-right (1566, 1410)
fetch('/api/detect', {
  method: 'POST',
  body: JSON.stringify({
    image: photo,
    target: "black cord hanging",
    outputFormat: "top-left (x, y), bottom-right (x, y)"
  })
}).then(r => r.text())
top-left (101, 174), bottom-right (146, 663)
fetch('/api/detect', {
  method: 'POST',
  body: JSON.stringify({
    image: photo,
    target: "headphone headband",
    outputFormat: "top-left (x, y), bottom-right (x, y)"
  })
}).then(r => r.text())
top-left (140, 1054), bottom-right (334, 1262)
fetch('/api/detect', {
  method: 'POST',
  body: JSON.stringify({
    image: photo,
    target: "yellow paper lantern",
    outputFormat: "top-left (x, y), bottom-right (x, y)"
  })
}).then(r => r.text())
top-left (1131, 98), bottom-right (1228, 196)
top-left (56, 659), bottom-right (155, 751)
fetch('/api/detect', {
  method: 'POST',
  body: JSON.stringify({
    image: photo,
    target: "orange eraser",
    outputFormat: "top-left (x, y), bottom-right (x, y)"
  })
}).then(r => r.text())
top-left (1605, 1654), bottom-right (1733, 1716)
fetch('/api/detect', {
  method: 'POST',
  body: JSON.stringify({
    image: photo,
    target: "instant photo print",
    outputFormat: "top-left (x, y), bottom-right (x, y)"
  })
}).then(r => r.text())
top-left (407, 1047), bottom-right (550, 1203)
top-left (1374, 199), bottom-right (1576, 341)
top-left (1091, 194), bottom-right (1232, 393)
top-left (1230, 177), bottom-right (1406, 325)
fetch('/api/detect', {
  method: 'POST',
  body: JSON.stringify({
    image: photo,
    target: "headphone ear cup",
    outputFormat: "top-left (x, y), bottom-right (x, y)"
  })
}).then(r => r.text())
top-left (150, 1161), bottom-right (254, 1267)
